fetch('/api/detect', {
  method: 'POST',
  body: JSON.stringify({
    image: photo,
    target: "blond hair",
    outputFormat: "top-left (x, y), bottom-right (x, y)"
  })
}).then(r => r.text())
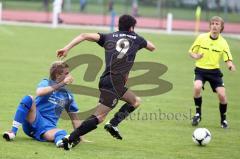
top-left (210, 16), bottom-right (224, 33)
top-left (50, 61), bottom-right (69, 80)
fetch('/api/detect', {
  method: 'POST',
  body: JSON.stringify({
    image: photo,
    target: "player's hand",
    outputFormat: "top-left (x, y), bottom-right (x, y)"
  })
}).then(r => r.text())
top-left (190, 52), bottom-right (203, 60)
top-left (194, 53), bottom-right (203, 59)
top-left (228, 64), bottom-right (236, 71)
top-left (63, 75), bottom-right (74, 85)
top-left (226, 60), bottom-right (236, 72)
top-left (57, 48), bottom-right (68, 59)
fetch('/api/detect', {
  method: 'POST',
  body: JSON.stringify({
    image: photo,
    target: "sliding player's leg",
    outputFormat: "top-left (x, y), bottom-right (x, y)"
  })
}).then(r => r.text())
top-left (3, 95), bottom-right (35, 141)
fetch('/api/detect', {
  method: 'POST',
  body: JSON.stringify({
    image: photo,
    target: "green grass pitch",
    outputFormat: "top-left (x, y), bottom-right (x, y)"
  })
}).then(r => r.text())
top-left (0, 24), bottom-right (239, 159)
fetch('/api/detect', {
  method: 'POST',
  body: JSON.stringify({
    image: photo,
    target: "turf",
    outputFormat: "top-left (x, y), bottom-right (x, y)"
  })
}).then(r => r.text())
top-left (0, 24), bottom-right (239, 159)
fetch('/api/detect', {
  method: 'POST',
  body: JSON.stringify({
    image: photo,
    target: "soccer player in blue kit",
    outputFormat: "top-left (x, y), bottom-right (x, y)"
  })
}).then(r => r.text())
top-left (57, 14), bottom-right (156, 150)
top-left (3, 61), bottom-right (82, 147)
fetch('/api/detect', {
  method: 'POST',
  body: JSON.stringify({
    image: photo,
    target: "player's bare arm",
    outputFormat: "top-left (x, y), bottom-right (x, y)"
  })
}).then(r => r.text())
top-left (36, 75), bottom-right (73, 96)
top-left (146, 40), bottom-right (156, 51)
top-left (226, 60), bottom-right (236, 71)
top-left (68, 112), bottom-right (81, 129)
top-left (57, 33), bottom-right (100, 58)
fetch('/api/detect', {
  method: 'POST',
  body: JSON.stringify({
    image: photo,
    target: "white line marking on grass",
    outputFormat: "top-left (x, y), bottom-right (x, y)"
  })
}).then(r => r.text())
top-left (1, 20), bottom-right (240, 40)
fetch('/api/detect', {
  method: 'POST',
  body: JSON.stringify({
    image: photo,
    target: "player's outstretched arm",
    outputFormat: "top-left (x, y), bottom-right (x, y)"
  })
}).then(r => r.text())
top-left (57, 33), bottom-right (100, 58)
top-left (68, 112), bottom-right (81, 129)
top-left (36, 75), bottom-right (73, 96)
top-left (226, 60), bottom-right (236, 71)
top-left (145, 40), bottom-right (156, 51)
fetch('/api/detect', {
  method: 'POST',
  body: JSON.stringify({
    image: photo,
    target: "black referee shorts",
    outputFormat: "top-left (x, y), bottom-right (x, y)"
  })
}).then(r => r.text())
top-left (98, 74), bottom-right (128, 108)
top-left (194, 67), bottom-right (224, 92)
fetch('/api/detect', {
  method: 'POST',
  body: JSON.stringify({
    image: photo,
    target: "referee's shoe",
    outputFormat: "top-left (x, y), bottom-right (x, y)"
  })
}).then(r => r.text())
top-left (221, 120), bottom-right (228, 129)
top-left (192, 113), bottom-right (201, 126)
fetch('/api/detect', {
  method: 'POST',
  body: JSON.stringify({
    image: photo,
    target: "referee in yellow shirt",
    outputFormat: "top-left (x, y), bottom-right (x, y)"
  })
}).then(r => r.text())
top-left (189, 16), bottom-right (236, 128)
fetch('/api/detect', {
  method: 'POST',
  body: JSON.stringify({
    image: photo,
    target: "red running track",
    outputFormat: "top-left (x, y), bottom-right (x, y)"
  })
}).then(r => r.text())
top-left (2, 10), bottom-right (240, 33)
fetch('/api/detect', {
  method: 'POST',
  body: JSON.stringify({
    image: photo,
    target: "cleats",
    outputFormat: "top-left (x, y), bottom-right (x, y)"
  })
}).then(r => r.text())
top-left (104, 123), bottom-right (122, 140)
top-left (62, 136), bottom-right (72, 150)
top-left (221, 120), bottom-right (228, 129)
top-left (3, 131), bottom-right (15, 141)
top-left (62, 135), bottom-right (81, 150)
top-left (192, 113), bottom-right (201, 126)
top-left (56, 140), bottom-right (64, 148)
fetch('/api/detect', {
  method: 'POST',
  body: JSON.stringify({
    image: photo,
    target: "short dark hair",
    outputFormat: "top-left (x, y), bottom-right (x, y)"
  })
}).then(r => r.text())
top-left (118, 14), bottom-right (137, 31)
top-left (50, 61), bottom-right (69, 80)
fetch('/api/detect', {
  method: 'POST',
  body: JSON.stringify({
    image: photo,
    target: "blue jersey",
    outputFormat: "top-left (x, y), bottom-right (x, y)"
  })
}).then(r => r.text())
top-left (35, 79), bottom-right (79, 127)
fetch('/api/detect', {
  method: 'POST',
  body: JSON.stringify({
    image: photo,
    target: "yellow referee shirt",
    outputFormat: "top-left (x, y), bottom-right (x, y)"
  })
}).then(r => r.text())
top-left (189, 32), bottom-right (233, 69)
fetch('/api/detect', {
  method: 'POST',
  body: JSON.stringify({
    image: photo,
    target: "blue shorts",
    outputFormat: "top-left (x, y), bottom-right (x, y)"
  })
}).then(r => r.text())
top-left (22, 110), bottom-right (56, 141)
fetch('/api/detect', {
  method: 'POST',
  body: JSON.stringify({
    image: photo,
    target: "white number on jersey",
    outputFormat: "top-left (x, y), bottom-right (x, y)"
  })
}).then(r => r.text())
top-left (116, 38), bottom-right (130, 59)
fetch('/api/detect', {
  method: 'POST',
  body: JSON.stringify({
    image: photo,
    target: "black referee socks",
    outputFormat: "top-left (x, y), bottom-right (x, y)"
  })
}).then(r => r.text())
top-left (194, 97), bottom-right (202, 115)
top-left (219, 103), bottom-right (227, 122)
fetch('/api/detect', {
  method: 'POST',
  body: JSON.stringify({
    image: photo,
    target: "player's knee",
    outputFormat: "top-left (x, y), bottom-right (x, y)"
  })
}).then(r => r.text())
top-left (194, 85), bottom-right (202, 92)
top-left (20, 95), bottom-right (34, 110)
top-left (218, 94), bottom-right (227, 103)
top-left (132, 96), bottom-right (141, 108)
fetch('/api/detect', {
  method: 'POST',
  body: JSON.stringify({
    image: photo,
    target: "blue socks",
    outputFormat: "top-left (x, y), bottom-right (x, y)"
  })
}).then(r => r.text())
top-left (11, 96), bottom-right (33, 135)
top-left (54, 130), bottom-right (67, 145)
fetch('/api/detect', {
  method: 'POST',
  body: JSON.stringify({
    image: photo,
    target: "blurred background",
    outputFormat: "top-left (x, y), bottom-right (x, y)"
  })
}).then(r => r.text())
top-left (1, 0), bottom-right (240, 33)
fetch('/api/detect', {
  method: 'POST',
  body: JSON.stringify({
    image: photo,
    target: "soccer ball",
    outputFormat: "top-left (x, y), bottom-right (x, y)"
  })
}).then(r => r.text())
top-left (192, 128), bottom-right (211, 146)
